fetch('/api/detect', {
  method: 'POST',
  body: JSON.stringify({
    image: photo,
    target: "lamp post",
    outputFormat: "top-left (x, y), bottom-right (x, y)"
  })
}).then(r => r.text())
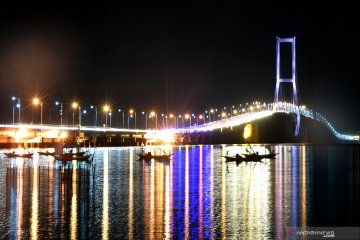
top-left (91, 105), bottom-right (98, 126)
top-left (161, 113), bottom-right (165, 128)
top-left (209, 109), bottom-right (213, 122)
top-left (12, 106), bottom-right (15, 124)
top-left (150, 111), bottom-right (157, 129)
top-left (12, 96), bottom-right (21, 124)
top-left (129, 109), bottom-right (136, 129)
top-left (197, 114), bottom-right (204, 125)
top-left (55, 101), bottom-right (63, 127)
top-left (109, 111), bottom-right (112, 127)
top-left (185, 113), bottom-right (190, 127)
top-left (32, 97), bottom-right (43, 131)
top-left (79, 105), bottom-right (82, 126)
top-left (82, 109), bottom-right (87, 125)
top-left (178, 115), bottom-right (181, 128)
top-left (127, 114), bottom-right (130, 129)
top-left (169, 113), bottom-right (174, 128)
top-left (118, 109), bottom-right (125, 128)
top-left (142, 112), bottom-right (147, 129)
top-left (72, 102), bottom-right (78, 125)
top-left (177, 115), bottom-right (182, 128)
top-left (103, 105), bottom-right (110, 127)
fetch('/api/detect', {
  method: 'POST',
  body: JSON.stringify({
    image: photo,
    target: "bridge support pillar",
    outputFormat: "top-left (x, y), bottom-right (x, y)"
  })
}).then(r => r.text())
top-left (274, 37), bottom-right (300, 136)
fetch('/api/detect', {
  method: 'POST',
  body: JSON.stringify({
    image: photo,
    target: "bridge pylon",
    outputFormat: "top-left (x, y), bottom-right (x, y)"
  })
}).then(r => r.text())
top-left (274, 37), bottom-right (300, 136)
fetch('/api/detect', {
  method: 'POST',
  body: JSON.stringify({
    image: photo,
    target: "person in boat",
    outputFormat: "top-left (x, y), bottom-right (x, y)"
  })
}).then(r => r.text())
top-left (236, 153), bottom-right (240, 159)
top-left (146, 152), bottom-right (152, 156)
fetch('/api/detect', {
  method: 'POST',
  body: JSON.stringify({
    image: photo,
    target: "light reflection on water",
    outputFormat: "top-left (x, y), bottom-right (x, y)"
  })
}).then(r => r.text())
top-left (102, 149), bottom-right (109, 240)
top-left (31, 154), bottom-right (38, 240)
top-left (0, 144), bottom-right (359, 239)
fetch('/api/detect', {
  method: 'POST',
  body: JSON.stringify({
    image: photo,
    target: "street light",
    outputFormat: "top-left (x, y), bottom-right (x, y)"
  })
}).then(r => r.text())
top-left (11, 96), bottom-right (21, 124)
top-left (90, 105), bottom-right (98, 126)
top-left (55, 101), bottom-right (63, 127)
top-left (129, 109), bottom-right (136, 129)
top-left (72, 102), bottom-right (78, 124)
top-left (197, 114), bottom-right (204, 125)
top-left (103, 104), bottom-right (110, 127)
top-left (161, 113), bottom-right (165, 128)
top-left (169, 113), bottom-right (174, 128)
top-left (118, 109), bottom-right (125, 128)
top-left (210, 109), bottom-right (214, 122)
top-left (150, 111), bottom-right (157, 129)
top-left (177, 115), bottom-right (182, 128)
top-left (32, 97), bottom-right (43, 131)
top-left (185, 113), bottom-right (191, 127)
top-left (142, 111), bottom-right (147, 129)
top-left (109, 111), bottom-right (112, 127)
top-left (71, 102), bottom-right (82, 125)
top-left (81, 109), bottom-right (87, 125)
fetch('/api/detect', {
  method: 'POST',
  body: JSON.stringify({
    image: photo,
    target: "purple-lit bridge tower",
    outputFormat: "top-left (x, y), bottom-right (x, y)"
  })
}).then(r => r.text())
top-left (274, 37), bottom-right (300, 136)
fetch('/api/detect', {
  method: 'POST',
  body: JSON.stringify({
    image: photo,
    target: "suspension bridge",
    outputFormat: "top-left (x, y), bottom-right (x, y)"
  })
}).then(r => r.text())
top-left (0, 37), bottom-right (358, 145)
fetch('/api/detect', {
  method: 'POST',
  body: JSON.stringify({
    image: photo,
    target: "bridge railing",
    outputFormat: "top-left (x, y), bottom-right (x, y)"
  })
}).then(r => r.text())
top-left (270, 102), bottom-right (358, 141)
top-left (1, 102), bottom-right (358, 141)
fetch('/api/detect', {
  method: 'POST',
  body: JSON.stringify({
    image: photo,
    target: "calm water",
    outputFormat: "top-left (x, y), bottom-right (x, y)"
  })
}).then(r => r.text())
top-left (0, 144), bottom-right (359, 239)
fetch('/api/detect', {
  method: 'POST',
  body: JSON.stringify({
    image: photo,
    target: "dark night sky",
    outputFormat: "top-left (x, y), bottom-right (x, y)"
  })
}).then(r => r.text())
top-left (0, 5), bottom-right (359, 133)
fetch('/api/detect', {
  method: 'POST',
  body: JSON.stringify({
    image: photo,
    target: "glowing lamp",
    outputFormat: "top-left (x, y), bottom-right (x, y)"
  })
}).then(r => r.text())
top-left (60, 131), bottom-right (68, 139)
top-left (32, 97), bottom-right (40, 105)
top-left (103, 105), bottom-right (110, 112)
top-left (243, 124), bottom-right (252, 139)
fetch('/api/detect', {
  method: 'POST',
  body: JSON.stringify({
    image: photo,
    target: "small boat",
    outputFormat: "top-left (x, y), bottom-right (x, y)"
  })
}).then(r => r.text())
top-left (39, 149), bottom-right (86, 157)
top-left (223, 150), bottom-right (277, 167)
top-left (242, 142), bottom-right (278, 162)
top-left (242, 152), bottom-right (277, 161)
top-left (137, 152), bottom-right (173, 161)
top-left (38, 151), bottom-right (55, 156)
top-left (53, 153), bottom-right (93, 164)
top-left (63, 149), bottom-right (87, 157)
top-left (223, 154), bottom-right (245, 166)
top-left (223, 153), bottom-right (243, 162)
top-left (5, 152), bottom-right (34, 158)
